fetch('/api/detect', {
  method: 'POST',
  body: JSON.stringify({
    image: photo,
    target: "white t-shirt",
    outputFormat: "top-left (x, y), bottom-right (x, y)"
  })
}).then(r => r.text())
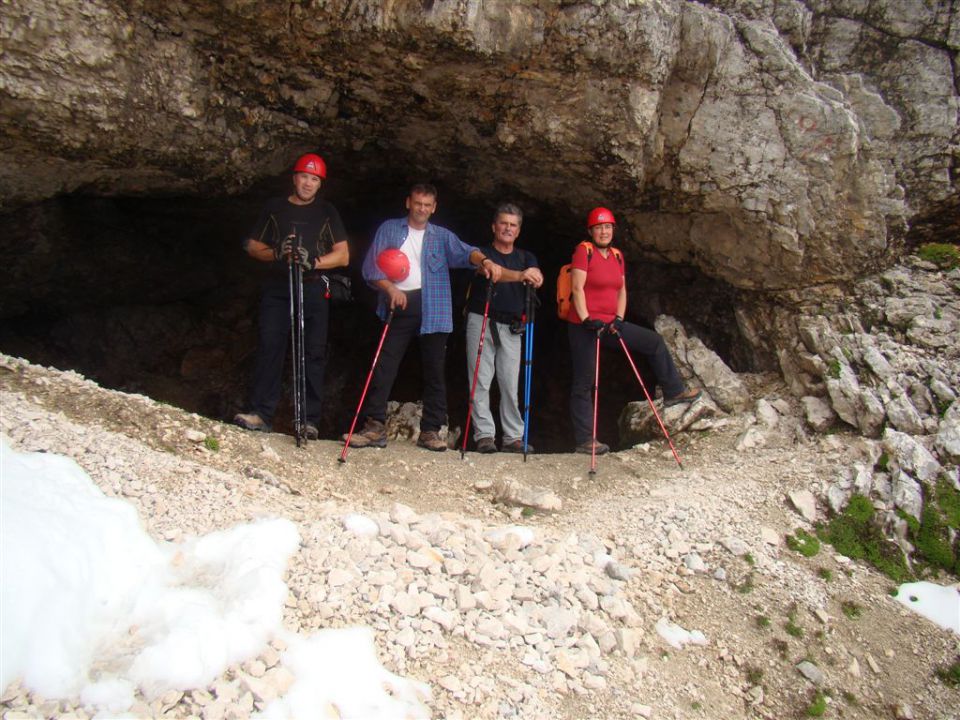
top-left (395, 226), bottom-right (424, 291)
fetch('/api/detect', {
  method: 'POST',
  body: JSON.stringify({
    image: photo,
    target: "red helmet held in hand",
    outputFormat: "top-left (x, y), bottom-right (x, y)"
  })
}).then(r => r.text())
top-left (376, 248), bottom-right (410, 282)
top-left (293, 153), bottom-right (327, 179)
top-left (586, 207), bottom-right (616, 228)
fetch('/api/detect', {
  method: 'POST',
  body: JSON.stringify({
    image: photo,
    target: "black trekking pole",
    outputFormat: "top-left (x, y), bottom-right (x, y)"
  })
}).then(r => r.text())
top-left (522, 283), bottom-right (536, 461)
top-left (617, 335), bottom-right (684, 469)
top-left (340, 310), bottom-right (395, 463)
top-left (288, 228), bottom-right (307, 447)
top-left (589, 330), bottom-right (601, 476)
top-left (461, 280), bottom-right (494, 460)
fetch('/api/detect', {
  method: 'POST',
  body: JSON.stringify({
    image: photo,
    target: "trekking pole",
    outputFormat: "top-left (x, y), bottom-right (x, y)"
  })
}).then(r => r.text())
top-left (617, 335), bottom-right (684, 469)
top-left (522, 283), bottom-right (536, 461)
top-left (288, 230), bottom-right (306, 448)
top-left (461, 280), bottom-right (494, 459)
top-left (589, 331), bottom-right (601, 476)
top-left (339, 310), bottom-right (395, 463)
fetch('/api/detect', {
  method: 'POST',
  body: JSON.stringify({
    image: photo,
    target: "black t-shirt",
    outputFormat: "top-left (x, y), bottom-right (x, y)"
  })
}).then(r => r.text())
top-left (246, 196), bottom-right (348, 282)
top-left (466, 244), bottom-right (539, 321)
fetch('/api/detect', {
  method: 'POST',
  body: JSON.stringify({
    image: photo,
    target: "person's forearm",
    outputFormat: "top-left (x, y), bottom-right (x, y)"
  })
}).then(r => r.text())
top-left (245, 239), bottom-right (277, 263)
top-left (572, 289), bottom-right (589, 321)
top-left (315, 241), bottom-right (349, 270)
top-left (492, 268), bottom-right (525, 282)
top-left (616, 287), bottom-right (627, 318)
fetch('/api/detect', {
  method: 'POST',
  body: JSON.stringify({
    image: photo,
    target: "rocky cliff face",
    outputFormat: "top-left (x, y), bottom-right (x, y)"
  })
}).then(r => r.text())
top-left (0, 0), bottom-right (956, 441)
top-left (2, 0), bottom-right (955, 288)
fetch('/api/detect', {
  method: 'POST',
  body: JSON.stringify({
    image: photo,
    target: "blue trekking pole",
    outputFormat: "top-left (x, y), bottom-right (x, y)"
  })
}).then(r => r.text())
top-left (522, 283), bottom-right (536, 461)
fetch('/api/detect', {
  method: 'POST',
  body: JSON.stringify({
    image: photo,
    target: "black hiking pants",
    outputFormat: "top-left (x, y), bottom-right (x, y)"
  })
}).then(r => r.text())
top-left (568, 321), bottom-right (684, 444)
top-left (249, 280), bottom-right (329, 425)
top-left (359, 290), bottom-right (449, 433)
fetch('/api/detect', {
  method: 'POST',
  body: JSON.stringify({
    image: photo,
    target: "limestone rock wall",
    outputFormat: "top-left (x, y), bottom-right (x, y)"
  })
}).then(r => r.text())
top-left (2, 0), bottom-right (956, 291)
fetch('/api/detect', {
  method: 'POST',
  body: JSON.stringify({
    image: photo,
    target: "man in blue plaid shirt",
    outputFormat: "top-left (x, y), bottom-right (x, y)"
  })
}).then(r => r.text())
top-left (345, 183), bottom-right (503, 451)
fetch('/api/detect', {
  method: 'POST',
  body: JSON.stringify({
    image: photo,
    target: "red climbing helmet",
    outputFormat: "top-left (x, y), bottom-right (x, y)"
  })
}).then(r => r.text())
top-left (586, 207), bottom-right (616, 228)
top-left (292, 153), bottom-right (327, 179)
top-left (376, 248), bottom-right (411, 282)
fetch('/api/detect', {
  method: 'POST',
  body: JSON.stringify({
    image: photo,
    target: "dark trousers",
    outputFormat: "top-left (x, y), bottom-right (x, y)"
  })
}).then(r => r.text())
top-left (249, 281), bottom-right (329, 425)
top-left (361, 290), bottom-right (448, 432)
top-left (568, 321), bottom-right (684, 444)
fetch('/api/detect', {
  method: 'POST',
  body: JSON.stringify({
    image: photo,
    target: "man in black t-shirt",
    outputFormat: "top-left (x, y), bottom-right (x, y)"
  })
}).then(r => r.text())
top-left (234, 153), bottom-right (349, 438)
top-left (465, 203), bottom-right (543, 453)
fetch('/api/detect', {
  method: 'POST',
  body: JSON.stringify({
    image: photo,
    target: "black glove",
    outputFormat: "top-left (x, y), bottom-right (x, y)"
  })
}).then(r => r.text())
top-left (294, 246), bottom-right (313, 272)
top-left (606, 316), bottom-right (625, 336)
top-left (582, 318), bottom-right (606, 333)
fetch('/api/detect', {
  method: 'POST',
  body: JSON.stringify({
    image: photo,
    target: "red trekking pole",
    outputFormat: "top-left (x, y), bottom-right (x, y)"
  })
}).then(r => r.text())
top-left (461, 280), bottom-right (494, 459)
top-left (588, 332), bottom-right (601, 475)
top-left (339, 310), bottom-right (395, 463)
top-left (617, 335), bottom-right (684, 469)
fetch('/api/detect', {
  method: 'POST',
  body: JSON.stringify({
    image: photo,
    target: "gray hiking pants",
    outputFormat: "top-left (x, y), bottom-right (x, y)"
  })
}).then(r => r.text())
top-left (465, 312), bottom-right (524, 443)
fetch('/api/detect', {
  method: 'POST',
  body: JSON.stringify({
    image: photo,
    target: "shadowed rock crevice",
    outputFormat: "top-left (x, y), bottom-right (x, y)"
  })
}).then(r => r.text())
top-left (0, 186), bottom-right (756, 452)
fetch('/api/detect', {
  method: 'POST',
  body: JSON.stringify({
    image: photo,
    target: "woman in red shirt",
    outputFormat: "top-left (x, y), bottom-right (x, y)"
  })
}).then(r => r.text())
top-left (568, 207), bottom-right (700, 455)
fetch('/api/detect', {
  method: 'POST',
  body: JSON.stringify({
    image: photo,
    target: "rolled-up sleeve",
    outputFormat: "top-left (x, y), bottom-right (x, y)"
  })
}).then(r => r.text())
top-left (443, 232), bottom-right (478, 269)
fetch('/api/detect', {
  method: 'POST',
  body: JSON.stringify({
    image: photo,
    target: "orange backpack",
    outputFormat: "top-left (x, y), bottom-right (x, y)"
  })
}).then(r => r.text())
top-left (556, 242), bottom-right (623, 320)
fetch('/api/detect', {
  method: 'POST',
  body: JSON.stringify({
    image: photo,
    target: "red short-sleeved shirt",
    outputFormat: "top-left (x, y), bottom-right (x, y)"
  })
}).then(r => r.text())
top-left (566, 242), bottom-right (624, 324)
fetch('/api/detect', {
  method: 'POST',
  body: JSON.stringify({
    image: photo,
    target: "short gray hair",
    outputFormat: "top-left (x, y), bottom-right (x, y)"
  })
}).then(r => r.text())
top-left (494, 203), bottom-right (523, 225)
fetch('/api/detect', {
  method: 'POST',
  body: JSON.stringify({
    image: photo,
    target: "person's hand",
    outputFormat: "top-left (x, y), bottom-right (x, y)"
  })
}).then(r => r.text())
top-left (480, 259), bottom-right (503, 283)
top-left (278, 235), bottom-right (296, 260)
top-left (582, 318), bottom-right (606, 333)
top-left (606, 316), bottom-right (624, 336)
top-left (387, 286), bottom-right (407, 310)
top-left (521, 267), bottom-right (544, 288)
top-left (295, 246), bottom-right (313, 272)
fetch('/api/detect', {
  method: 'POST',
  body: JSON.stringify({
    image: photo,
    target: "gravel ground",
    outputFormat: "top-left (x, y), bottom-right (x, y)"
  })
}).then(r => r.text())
top-left (1, 354), bottom-right (958, 720)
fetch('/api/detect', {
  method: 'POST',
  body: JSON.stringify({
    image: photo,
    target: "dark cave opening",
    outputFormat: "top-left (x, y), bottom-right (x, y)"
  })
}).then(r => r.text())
top-left (0, 179), bottom-right (752, 453)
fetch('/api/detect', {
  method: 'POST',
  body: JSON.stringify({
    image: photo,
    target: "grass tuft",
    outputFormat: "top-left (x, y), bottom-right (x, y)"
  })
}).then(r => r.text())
top-left (787, 528), bottom-right (821, 557)
top-left (204, 436), bottom-right (220, 452)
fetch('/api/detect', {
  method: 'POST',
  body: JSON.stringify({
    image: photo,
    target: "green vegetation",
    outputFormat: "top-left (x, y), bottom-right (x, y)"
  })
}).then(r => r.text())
top-left (875, 452), bottom-right (889, 471)
top-left (898, 479), bottom-right (960, 576)
top-left (806, 691), bottom-right (827, 717)
top-left (917, 242), bottom-right (960, 270)
top-left (785, 604), bottom-right (804, 638)
top-left (203, 436), bottom-right (220, 452)
top-left (935, 658), bottom-right (960, 687)
top-left (841, 601), bottom-right (863, 619)
top-left (817, 567), bottom-right (833, 582)
top-left (691, 701), bottom-right (702, 711)
top-left (826, 358), bottom-right (842, 379)
top-left (755, 615), bottom-right (771, 629)
top-left (817, 494), bottom-right (911, 582)
top-left (521, 507), bottom-right (535, 518)
top-left (787, 528), bottom-right (821, 558)
top-left (745, 666), bottom-right (764, 684)
top-left (841, 690), bottom-right (858, 706)
top-left (744, 553), bottom-right (756, 566)
top-left (736, 573), bottom-right (756, 594)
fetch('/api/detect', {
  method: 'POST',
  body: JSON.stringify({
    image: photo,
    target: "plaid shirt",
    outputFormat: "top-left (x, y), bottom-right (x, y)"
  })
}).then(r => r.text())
top-left (363, 217), bottom-right (478, 334)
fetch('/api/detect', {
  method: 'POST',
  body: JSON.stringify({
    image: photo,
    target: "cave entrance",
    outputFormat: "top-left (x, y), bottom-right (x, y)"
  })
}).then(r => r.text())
top-left (0, 180), bottom-right (750, 453)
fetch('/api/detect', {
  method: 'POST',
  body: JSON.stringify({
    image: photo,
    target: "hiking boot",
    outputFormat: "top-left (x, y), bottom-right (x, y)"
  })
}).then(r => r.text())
top-left (476, 437), bottom-right (497, 454)
top-left (663, 388), bottom-right (702, 407)
top-left (342, 417), bottom-right (387, 448)
top-left (575, 440), bottom-right (609, 455)
top-left (234, 412), bottom-right (271, 432)
top-left (417, 430), bottom-right (447, 452)
top-left (304, 423), bottom-right (319, 441)
top-left (501, 439), bottom-right (533, 454)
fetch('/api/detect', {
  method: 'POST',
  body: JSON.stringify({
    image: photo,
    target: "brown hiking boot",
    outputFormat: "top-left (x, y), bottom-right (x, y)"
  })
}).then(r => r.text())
top-left (575, 440), bottom-right (609, 455)
top-left (663, 388), bottom-right (703, 407)
top-left (476, 437), bottom-right (497, 454)
top-left (501, 439), bottom-right (533, 454)
top-left (416, 430), bottom-right (447, 452)
top-left (234, 412), bottom-right (271, 432)
top-left (342, 418), bottom-right (387, 448)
